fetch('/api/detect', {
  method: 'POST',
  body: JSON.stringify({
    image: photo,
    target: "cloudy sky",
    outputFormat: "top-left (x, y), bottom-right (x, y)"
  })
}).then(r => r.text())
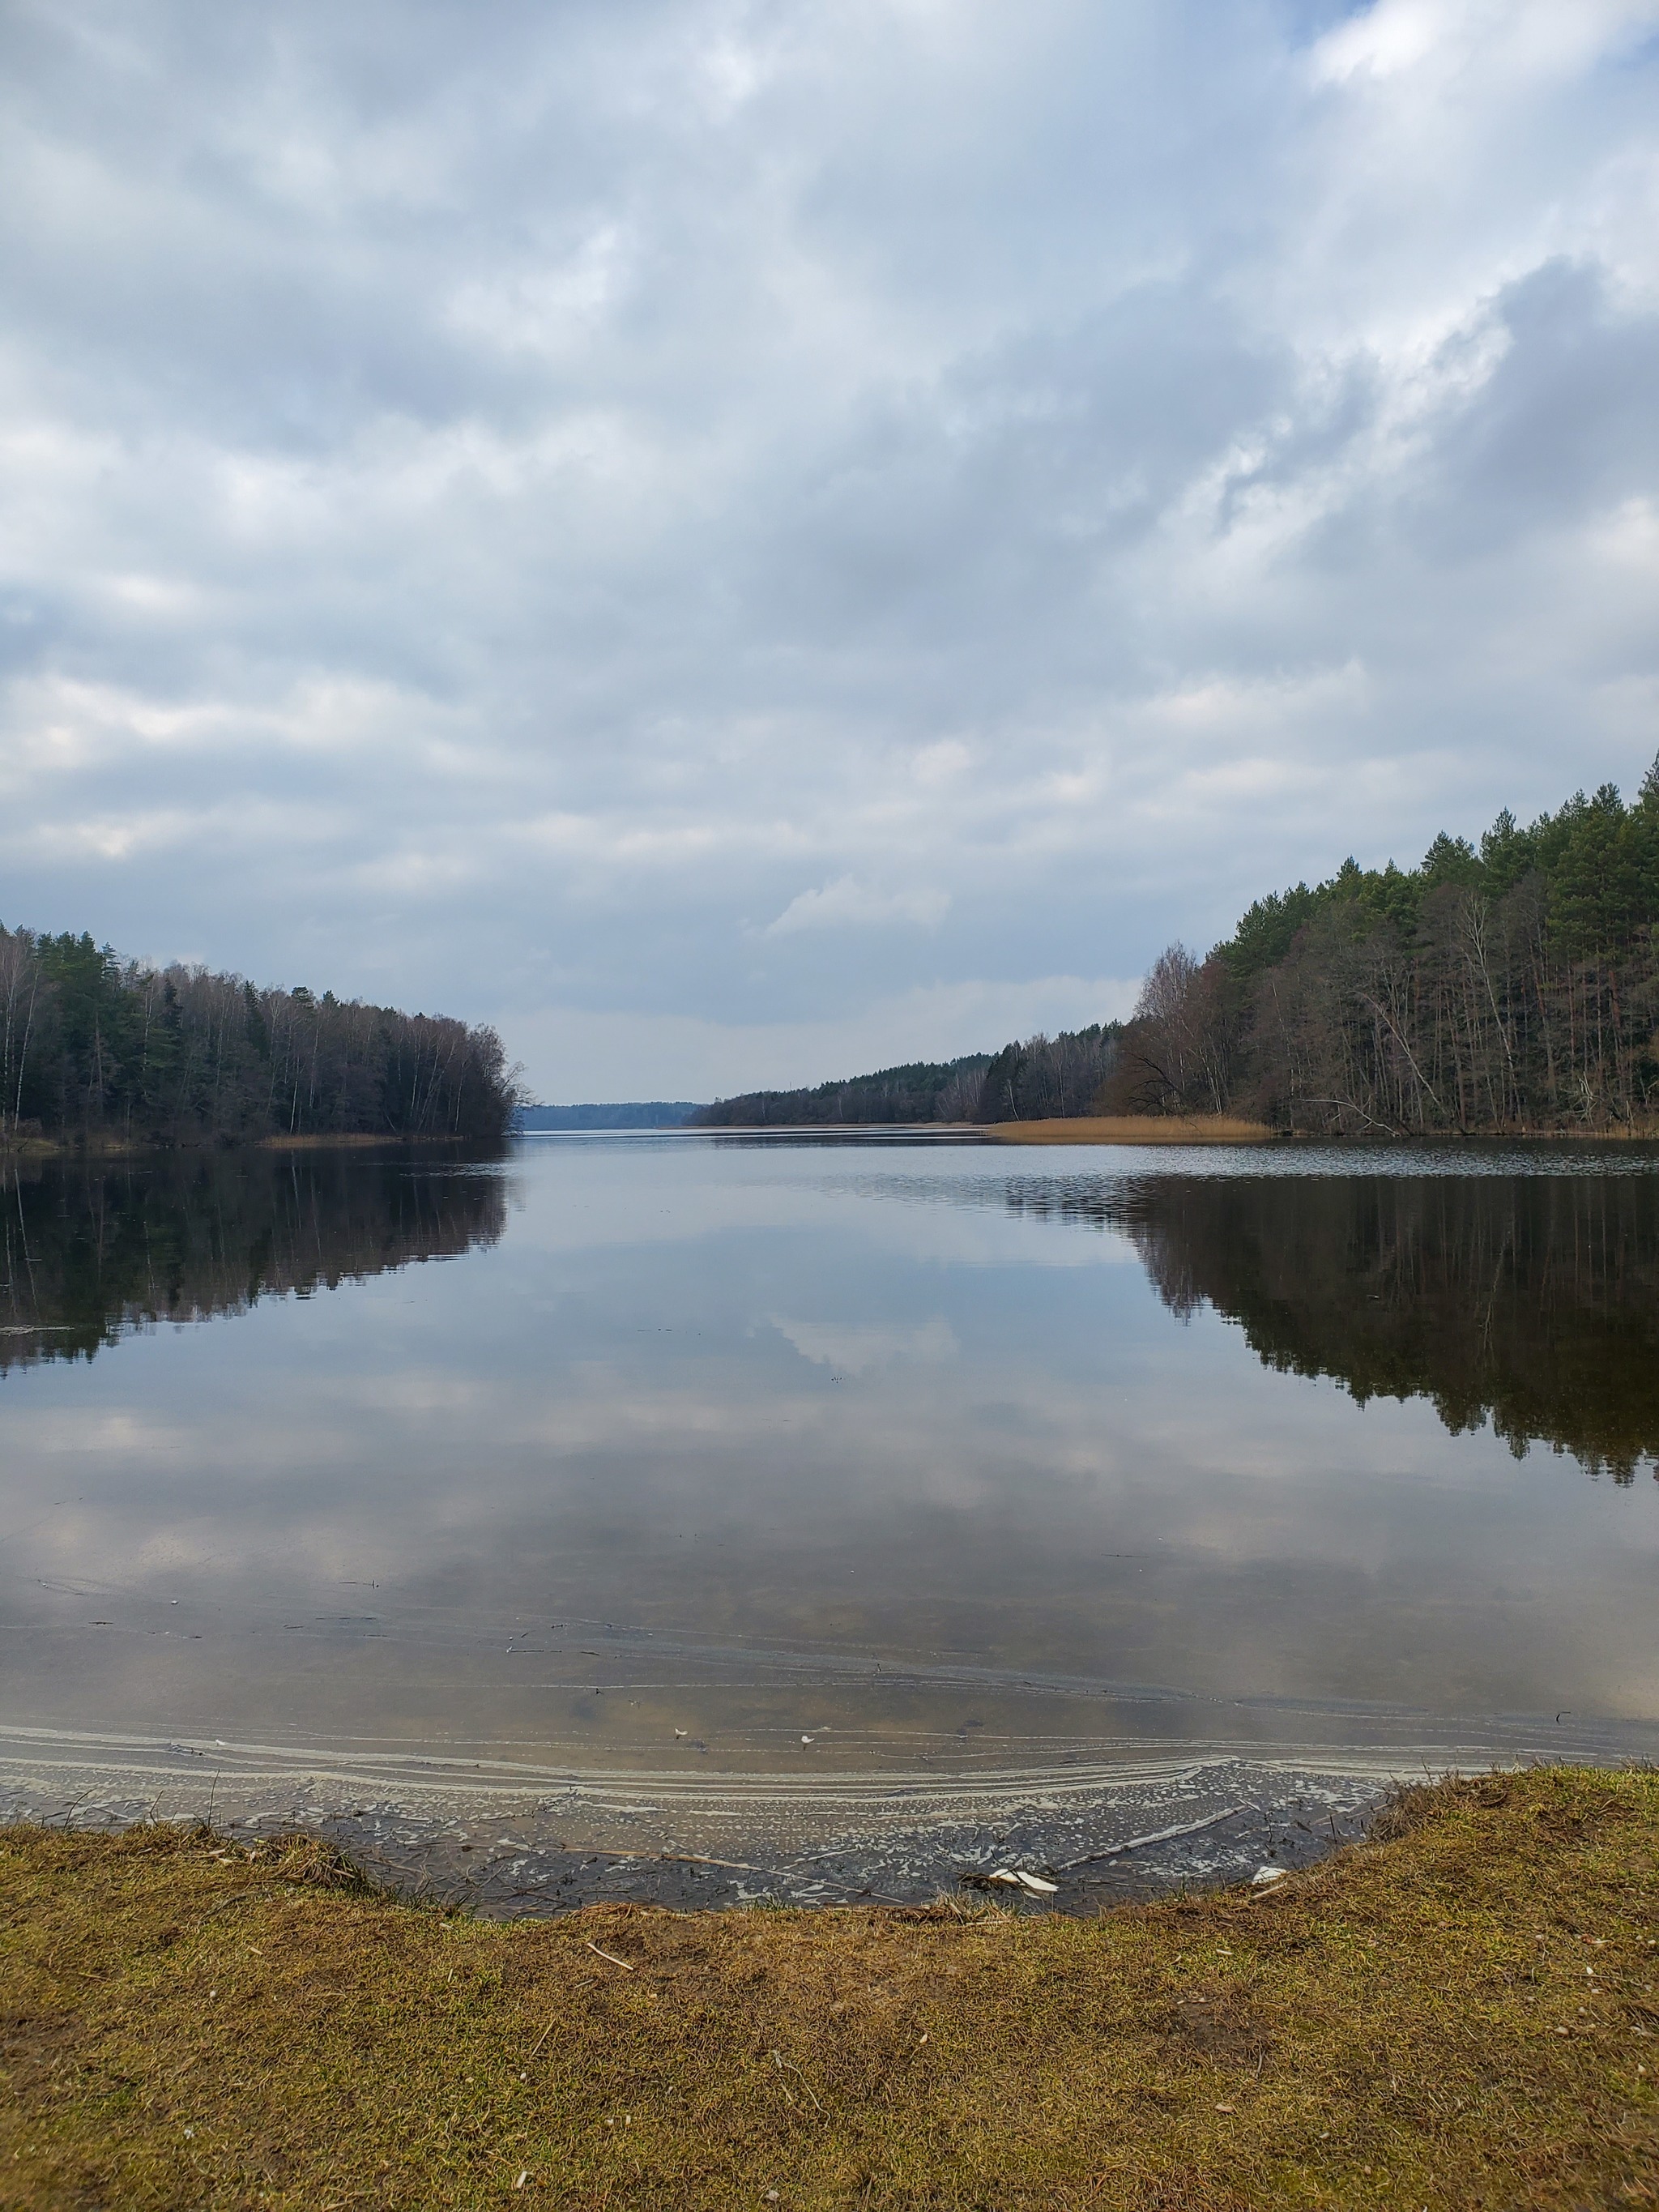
top-left (2, 0), bottom-right (1657, 1100)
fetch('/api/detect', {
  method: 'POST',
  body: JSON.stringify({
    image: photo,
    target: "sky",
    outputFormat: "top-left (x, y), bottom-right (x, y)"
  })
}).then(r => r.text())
top-left (2, 0), bottom-right (1657, 1103)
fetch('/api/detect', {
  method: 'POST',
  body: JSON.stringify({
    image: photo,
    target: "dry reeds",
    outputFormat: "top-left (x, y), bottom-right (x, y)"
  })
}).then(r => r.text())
top-left (987, 1114), bottom-right (1277, 1144)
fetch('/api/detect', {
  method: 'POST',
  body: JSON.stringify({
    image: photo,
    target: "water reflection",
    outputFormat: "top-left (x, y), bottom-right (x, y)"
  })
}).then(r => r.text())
top-left (0, 1147), bottom-right (506, 1373)
top-left (993, 1170), bottom-right (1659, 1482)
top-left (2, 1138), bottom-right (1656, 1826)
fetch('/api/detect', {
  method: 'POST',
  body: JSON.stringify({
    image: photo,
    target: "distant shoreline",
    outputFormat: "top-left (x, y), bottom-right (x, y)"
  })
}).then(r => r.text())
top-left (664, 1115), bottom-right (1659, 1144)
top-left (11, 1119), bottom-right (1659, 1163)
top-left (512, 1116), bottom-right (1659, 1145)
top-left (987, 1114), bottom-right (1277, 1144)
top-left (986, 1117), bottom-right (1659, 1145)
top-left (0, 1130), bottom-right (486, 1164)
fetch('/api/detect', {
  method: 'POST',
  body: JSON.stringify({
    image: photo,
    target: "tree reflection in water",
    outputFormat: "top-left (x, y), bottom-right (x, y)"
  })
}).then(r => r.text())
top-left (0, 1147), bottom-right (506, 1375)
top-left (1000, 1171), bottom-right (1659, 1483)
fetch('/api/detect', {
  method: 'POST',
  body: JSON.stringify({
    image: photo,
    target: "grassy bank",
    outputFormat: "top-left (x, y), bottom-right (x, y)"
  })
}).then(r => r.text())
top-left (987, 1113), bottom-right (1277, 1144)
top-left (2, 1768), bottom-right (1655, 2209)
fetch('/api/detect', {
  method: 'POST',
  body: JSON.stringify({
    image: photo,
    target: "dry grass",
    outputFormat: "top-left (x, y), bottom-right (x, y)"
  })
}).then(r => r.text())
top-left (987, 1115), bottom-right (1277, 1145)
top-left (254, 1133), bottom-right (462, 1151)
top-left (2, 1767), bottom-right (1657, 2209)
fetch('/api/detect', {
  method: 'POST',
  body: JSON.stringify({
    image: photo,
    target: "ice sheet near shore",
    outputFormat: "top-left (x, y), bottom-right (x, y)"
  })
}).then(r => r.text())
top-left (0, 1729), bottom-right (1594, 1915)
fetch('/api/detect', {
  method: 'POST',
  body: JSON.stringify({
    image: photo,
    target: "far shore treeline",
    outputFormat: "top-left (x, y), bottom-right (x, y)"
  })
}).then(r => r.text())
top-left (0, 929), bottom-right (518, 1146)
top-left (695, 758), bottom-right (1659, 1137)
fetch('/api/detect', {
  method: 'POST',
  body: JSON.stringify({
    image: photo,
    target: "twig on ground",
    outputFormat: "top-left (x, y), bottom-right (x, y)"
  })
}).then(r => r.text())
top-left (198, 1888), bottom-right (267, 1920)
top-left (770, 2048), bottom-right (824, 2111)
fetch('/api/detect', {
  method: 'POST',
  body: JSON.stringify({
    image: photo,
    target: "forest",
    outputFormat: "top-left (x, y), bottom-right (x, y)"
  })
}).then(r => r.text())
top-left (691, 1054), bottom-right (990, 1127)
top-left (689, 1029), bottom-right (1123, 1127)
top-left (0, 928), bottom-right (518, 1147)
top-left (1113, 757), bottom-right (1659, 1135)
top-left (697, 758), bottom-right (1659, 1136)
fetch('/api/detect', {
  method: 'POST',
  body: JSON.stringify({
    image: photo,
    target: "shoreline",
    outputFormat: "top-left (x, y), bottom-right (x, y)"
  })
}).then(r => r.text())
top-left (985, 1115), bottom-right (1659, 1146)
top-left (6, 1765), bottom-right (1653, 2206)
top-left (666, 1117), bottom-right (1659, 1146)
top-left (0, 1129), bottom-right (495, 1164)
top-left (10, 1120), bottom-right (1659, 1161)
top-left (9, 1714), bottom-right (1649, 1919)
top-left (986, 1113), bottom-right (1277, 1144)
top-left (0, 1736), bottom-right (1410, 1918)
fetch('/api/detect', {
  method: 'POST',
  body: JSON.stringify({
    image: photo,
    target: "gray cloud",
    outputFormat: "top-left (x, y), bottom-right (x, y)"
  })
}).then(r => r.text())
top-left (1408, 261), bottom-right (1659, 550)
top-left (1, 0), bottom-right (1657, 1095)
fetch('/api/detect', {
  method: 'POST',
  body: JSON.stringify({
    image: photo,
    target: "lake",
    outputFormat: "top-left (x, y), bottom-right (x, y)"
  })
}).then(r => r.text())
top-left (2, 1134), bottom-right (1657, 1909)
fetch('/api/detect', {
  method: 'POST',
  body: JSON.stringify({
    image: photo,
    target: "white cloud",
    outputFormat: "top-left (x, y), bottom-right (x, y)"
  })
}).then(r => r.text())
top-left (1312, 0), bottom-right (1659, 89)
top-left (763, 875), bottom-right (949, 936)
top-left (0, 1), bottom-right (1655, 1093)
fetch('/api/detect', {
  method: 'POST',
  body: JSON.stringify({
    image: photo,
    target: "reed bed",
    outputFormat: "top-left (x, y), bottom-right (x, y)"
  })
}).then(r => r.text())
top-left (987, 1114), bottom-right (1277, 1144)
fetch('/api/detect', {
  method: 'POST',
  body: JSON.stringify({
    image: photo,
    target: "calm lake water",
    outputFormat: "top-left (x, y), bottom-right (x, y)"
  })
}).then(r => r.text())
top-left (3, 1134), bottom-right (1657, 1903)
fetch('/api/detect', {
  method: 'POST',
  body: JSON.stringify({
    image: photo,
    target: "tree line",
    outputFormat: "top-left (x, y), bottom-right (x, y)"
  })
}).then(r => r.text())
top-left (690, 1027), bottom-right (1128, 1128)
top-left (1113, 757), bottom-right (1659, 1134)
top-left (692, 1054), bottom-right (993, 1126)
top-left (0, 926), bottom-right (518, 1146)
top-left (697, 758), bottom-right (1659, 1136)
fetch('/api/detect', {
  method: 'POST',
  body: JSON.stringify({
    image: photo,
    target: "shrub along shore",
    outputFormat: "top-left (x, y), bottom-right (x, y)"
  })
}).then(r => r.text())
top-left (2, 1767), bottom-right (1655, 2208)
